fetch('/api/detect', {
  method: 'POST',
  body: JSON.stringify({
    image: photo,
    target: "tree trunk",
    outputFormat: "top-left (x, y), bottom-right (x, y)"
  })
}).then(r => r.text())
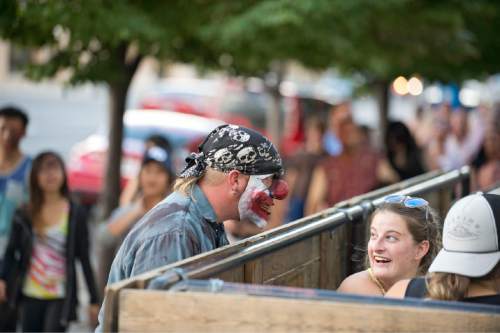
top-left (101, 83), bottom-right (128, 219)
top-left (100, 45), bottom-right (142, 219)
top-left (375, 79), bottom-right (390, 147)
top-left (265, 61), bottom-right (286, 148)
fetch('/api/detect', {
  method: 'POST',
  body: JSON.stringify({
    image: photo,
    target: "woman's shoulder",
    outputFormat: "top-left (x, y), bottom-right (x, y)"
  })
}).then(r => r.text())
top-left (337, 270), bottom-right (382, 296)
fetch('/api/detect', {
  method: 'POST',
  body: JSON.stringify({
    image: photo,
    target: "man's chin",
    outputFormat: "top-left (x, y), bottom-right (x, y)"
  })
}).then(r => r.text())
top-left (241, 211), bottom-right (269, 227)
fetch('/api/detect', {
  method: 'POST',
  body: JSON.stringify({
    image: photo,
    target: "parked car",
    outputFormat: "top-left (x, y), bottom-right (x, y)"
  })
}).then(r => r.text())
top-left (67, 109), bottom-right (225, 205)
top-left (139, 78), bottom-right (270, 129)
top-left (138, 78), bottom-right (223, 117)
top-left (139, 78), bottom-right (333, 158)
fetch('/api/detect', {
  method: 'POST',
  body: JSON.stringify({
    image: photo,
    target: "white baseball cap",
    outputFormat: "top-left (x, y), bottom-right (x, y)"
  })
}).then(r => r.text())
top-left (429, 193), bottom-right (500, 277)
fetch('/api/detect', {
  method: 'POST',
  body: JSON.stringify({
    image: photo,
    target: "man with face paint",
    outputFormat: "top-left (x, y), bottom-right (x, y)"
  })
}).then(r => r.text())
top-left (96, 124), bottom-right (288, 332)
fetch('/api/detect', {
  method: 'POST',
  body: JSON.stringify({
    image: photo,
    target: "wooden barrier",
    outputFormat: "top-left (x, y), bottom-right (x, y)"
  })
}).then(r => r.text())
top-left (117, 283), bottom-right (500, 332)
top-left (102, 167), bottom-right (472, 331)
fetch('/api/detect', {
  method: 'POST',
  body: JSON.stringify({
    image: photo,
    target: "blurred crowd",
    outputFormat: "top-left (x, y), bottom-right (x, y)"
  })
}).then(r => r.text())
top-left (266, 101), bottom-right (499, 230)
top-left (0, 98), bottom-right (499, 331)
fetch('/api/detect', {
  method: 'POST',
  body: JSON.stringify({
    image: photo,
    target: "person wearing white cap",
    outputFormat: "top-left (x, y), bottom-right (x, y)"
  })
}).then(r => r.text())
top-left (386, 193), bottom-right (500, 305)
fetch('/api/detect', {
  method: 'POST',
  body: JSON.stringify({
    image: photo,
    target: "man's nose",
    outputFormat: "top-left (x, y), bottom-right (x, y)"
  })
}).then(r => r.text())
top-left (270, 179), bottom-right (288, 200)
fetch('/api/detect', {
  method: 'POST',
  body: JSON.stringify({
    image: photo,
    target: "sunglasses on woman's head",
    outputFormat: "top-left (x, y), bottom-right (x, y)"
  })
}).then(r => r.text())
top-left (384, 194), bottom-right (428, 207)
top-left (383, 194), bottom-right (429, 220)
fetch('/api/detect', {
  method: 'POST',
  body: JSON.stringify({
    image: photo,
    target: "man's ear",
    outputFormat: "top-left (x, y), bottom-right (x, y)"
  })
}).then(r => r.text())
top-left (227, 170), bottom-right (248, 194)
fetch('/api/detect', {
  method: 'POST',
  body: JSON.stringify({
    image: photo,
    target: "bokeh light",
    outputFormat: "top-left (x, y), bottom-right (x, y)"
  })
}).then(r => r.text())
top-left (393, 76), bottom-right (408, 95)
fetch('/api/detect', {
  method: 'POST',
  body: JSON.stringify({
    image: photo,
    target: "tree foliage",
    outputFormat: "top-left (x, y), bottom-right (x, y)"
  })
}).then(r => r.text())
top-left (203, 0), bottom-right (500, 81)
top-left (0, 0), bottom-right (220, 216)
top-left (1, 0), bottom-right (499, 215)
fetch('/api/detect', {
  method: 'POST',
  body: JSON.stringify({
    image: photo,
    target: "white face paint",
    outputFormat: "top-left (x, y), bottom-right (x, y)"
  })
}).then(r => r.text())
top-left (237, 174), bottom-right (274, 228)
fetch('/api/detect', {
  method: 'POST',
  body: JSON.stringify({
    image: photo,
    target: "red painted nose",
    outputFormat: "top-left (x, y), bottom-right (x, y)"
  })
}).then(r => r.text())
top-left (270, 179), bottom-right (289, 200)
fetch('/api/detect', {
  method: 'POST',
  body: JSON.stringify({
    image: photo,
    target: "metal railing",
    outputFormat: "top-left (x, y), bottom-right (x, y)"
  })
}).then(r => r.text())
top-left (104, 166), bottom-right (470, 331)
top-left (148, 166), bottom-right (470, 287)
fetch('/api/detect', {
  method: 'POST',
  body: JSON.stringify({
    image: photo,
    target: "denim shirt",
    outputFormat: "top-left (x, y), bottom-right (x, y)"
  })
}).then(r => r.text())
top-left (96, 185), bottom-right (228, 332)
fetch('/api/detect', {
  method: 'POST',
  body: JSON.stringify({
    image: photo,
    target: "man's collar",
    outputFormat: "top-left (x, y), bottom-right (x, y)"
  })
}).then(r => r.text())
top-left (192, 184), bottom-right (218, 223)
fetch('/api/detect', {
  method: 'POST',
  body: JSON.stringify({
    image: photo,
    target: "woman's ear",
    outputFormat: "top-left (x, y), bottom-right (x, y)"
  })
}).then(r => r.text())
top-left (415, 240), bottom-right (430, 260)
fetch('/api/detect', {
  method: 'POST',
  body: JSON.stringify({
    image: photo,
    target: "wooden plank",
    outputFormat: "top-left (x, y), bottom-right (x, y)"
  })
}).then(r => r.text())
top-left (103, 279), bottom-right (141, 332)
top-left (244, 258), bottom-right (263, 284)
top-left (260, 236), bottom-right (320, 282)
top-left (319, 230), bottom-right (337, 290)
top-left (118, 290), bottom-right (500, 332)
top-left (264, 259), bottom-right (320, 288)
top-left (213, 266), bottom-right (244, 283)
top-left (329, 223), bottom-right (350, 289)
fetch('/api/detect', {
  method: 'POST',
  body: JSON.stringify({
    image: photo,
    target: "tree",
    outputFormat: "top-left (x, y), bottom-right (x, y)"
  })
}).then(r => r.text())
top-left (202, 0), bottom-right (500, 141)
top-left (1, 0), bottom-right (499, 217)
top-left (0, 0), bottom-right (220, 217)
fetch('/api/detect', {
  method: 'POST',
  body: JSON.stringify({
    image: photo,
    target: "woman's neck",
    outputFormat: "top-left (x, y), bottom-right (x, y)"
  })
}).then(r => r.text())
top-left (43, 191), bottom-right (65, 204)
top-left (467, 278), bottom-right (500, 297)
top-left (0, 148), bottom-right (22, 172)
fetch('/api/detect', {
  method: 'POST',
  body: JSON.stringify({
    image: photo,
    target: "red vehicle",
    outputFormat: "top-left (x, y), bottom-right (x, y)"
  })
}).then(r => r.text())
top-left (67, 109), bottom-right (225, 205)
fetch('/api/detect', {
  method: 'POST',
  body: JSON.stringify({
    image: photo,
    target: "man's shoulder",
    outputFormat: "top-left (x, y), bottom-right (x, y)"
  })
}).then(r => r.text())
top-left (127, 192), bottom-right (195, 240)
top-left (0, 154), bottom-right (31, 180)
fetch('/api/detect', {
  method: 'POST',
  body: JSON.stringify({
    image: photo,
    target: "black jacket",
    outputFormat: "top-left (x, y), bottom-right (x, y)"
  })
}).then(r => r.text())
top-left (0, 201), bottom-right (100, 325)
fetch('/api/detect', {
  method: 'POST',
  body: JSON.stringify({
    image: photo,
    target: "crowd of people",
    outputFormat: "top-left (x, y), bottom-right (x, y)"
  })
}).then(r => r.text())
top-left (0, 99), bottom-right (498, 332)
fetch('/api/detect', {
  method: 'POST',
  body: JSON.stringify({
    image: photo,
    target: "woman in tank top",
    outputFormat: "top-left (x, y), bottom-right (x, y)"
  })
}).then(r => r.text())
top-left (0, 151), bottom-right (100, 331)
top-left (337, 195), bottom-right (441, 296)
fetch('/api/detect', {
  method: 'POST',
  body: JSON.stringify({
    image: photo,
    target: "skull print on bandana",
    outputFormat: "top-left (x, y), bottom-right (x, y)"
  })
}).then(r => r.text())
top-left (180, 124), bottom-right (283, 178)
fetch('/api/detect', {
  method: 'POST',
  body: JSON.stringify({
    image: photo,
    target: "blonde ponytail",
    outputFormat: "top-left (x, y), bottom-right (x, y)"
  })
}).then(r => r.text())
top-left (426, 272), bottom-right (471, 301)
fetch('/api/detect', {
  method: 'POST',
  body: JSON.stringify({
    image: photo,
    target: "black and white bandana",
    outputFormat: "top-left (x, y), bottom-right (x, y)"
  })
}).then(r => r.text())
top-left (179, 124), bottom-right (283, 178)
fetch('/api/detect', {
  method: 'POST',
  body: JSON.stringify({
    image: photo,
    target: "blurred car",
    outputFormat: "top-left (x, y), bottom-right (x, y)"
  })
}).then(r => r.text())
top-left (67, 109), bottom-right (225, 205)
top-left (139, 78), bottom-right (269, 130)
top-left (138, 78), bottom-right (222, 117)
top-left (139, 78), bottom-right (333, 158)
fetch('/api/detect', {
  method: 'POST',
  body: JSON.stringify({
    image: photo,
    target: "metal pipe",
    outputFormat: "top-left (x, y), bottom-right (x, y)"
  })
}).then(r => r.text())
top-left (151, 167), bottom-right (470, 284)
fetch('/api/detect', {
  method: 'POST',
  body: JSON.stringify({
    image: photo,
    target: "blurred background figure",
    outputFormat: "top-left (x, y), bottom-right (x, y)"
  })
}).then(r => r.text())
top-left (408, 105), bottom-right (435, 149)
top-left (96, 144), bottom-right (174, 293)
top-left (119, 134), bottom-right (172, 206)
top-left (282, 114), bottom-right (327, 222)
top-left (476, 105), bottom-right (500, 190)
top-left (385, 121), bottom-right (425, 181)
top-left (0, 106), bottom-right (31, 273)
top-left (426, 105), bottom-right (484, 171)
top-left (322, 102), bottom-right (351, 157)
top-left (0, 151), bottom-right (99, 332)
top-left (305, 115), bottom-right (396, 214)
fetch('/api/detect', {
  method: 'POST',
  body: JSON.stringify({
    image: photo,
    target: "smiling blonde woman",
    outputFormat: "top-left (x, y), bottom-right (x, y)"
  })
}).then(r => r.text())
top-left (337, 195), bottom-right (441, 296)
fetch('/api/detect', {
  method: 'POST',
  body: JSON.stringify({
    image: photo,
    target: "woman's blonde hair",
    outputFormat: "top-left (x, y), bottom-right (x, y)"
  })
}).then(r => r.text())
top-left (426, 263), bottom-right (500, 301)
